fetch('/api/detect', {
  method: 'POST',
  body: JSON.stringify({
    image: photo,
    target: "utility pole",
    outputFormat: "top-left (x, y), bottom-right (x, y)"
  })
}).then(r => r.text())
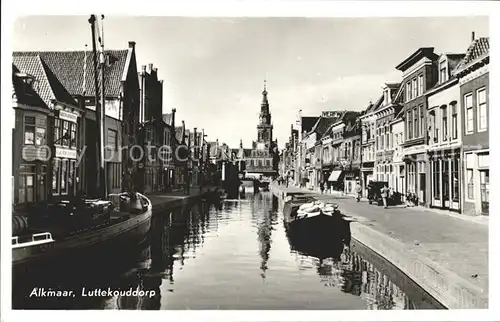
top-left (99, 14), bottom-right (108, 198)
top-left (89, 15), bottom-right (104, 198)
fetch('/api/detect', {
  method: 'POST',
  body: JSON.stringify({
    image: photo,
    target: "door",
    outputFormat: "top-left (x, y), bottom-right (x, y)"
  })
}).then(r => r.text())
top-left (442, 160), bottom-right (450, 209)
top-left (419, 173), bottom-right (426, 205)
top-left (480, 170), bottom-right (489, 215)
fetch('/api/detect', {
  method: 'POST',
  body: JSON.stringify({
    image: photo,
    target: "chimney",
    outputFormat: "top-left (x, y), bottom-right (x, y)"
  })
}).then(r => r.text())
top-left (148, 63), bottom-right (153, 73)
top-left (181, 120), bottom-right (186, 144)
top-left (153, 67), bottom-right (158, 74)
top-left (171, 108), bottom-right (176, 128)
top-left (472, 31), bottom-right (476, 42)
top-left (128, 41), bottom-right (136, 49)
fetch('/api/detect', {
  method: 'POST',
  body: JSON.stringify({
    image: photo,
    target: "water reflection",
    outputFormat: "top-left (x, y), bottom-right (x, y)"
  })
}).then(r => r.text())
top-left (13, 192), bottom-right (442, 310)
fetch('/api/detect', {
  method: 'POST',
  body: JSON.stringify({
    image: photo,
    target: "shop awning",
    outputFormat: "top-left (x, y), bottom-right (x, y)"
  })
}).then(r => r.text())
top-left (328, 170), bottom-right (343, 182)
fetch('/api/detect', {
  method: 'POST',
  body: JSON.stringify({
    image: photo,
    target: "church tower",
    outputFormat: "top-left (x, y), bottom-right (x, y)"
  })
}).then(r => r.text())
top-left (256, 80), bottom-right (273, 149)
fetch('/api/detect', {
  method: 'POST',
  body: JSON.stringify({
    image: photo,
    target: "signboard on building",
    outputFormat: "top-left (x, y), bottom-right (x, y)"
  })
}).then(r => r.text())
top-left (59, 110), bottom-right (78, 123)
top-left (55, 147), bottom-right (77, 159)
top-left (322, 111), bottom-right (340, 118)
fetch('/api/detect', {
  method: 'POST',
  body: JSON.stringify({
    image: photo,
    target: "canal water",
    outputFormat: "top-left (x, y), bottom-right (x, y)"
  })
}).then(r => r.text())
top-left (13, 192), bottom-right (443, 310)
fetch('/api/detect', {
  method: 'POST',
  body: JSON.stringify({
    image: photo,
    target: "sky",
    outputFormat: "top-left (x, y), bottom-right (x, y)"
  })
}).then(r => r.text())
top-left (13, 16), bottom-right (488, 148)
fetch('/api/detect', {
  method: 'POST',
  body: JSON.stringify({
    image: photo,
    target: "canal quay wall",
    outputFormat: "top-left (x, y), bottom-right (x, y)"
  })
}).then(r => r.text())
top-left (147, 187), bottom-right (219, 215)
top-left (270, 184), bottom-right (488, 309)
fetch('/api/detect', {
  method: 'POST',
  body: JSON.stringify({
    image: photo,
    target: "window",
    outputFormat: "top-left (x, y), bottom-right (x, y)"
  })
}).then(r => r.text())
top-left (60, 159), bottom-right (68, 194)
top-left (107, 129), bottom-right (118, 150)
top-left (62, 121), bottom-right (70, 146)
top-left (407, 110), bottom-right (413, 140)
top-left (146, 127), bottom-right (154, 143)
top-left (451, 159), bottom-right (459, 202)
top-left (384, 126), bottom-right (389, 150)
top-left (24, 116), bottom-right (45, 145)
top-left (439, 60), bottom-right (447, 83)
top-left (433, 160), bottom-right (440, 199)
top-left (52, 159), bottom-right (59, 193)
top-left (54, 119), bottom-right (61, 144)
top-left (412, 78), bottom-right (418, 98)
top-left (420, 105), bottom-right (425, 138)
top-left (467, 169), bottom-right (474, 200)
top-left (414, 107), bottom-right (419, 138)
top-left (406, 82), bottom-right (411, 101)
top-left (442, 105), bottom-right (448, 141)
top-left (465, 93), bottom-right (474, 134)
top-left (68, 161), bottom-right (76, 194)
top-left (429, 110), bottom-right (436, 141)
top-left (450, 103), bottom-right (458, 140)
top-left (107, 162), bottom-right (122, 189)
top-left (408, 163), bottom-right (416, 193)
top-left (477, 88), bottom-right (487, 131)
top-left (24, 116), bottom-right (36, 144)
top-left (18, 164), bottom-right (35, 204)
top-left (69, 123), bottom-right (76, 147)
top-left (24, 116), bottom-right (46, 146)
top-left (418, 74), bottom-right (424, 95)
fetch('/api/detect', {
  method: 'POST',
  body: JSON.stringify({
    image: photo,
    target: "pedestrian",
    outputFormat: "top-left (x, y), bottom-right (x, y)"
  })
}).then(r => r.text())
top-left (323, 181), bottom-right (328, 194)
top-left (355, 181), bottom-right (362, 202)
top-left (381, 184), bottom-right (389, 209)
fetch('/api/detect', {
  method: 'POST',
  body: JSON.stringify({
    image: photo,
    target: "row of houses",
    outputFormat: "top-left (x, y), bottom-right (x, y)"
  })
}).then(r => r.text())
top-left (12, 41), bottom-right (220, 211)
top-left (280, 33), bottom-right (489, 216)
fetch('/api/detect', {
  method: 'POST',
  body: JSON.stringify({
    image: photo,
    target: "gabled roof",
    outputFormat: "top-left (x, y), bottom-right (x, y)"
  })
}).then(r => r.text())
top-left (12, 56), bottom-right (77, 108)
top-left (362, 95), bottom-right (384, 116)
top-left (309, 115), bottom-right (341, 138)
top-left (12, 66), bottom-right (47, 108)
top-left (454, 37), bottom-right (489, 75)
top-left (13, 49), bottom-right (130, 97)
top-left (301, 116), bottom-right (320, 134)
top-left (162, 113), bottom-right (173, 126)
top-left (175, 126), bottom-right (184, 143)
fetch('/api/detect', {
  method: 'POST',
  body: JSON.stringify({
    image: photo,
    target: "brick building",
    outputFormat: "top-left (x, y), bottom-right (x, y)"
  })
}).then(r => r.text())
top-left (12, 60), bottom-right (84, 209)
top-left (453, 36), bottom-right (489, 216)
top-left (13, 41), bottom-right (141, 196)
top-left (374, 83), bottom-right (402, 187)
top-left (426, 53), bottom-right (465, 212)
top-left (396, 47), bottom-right (439, 206)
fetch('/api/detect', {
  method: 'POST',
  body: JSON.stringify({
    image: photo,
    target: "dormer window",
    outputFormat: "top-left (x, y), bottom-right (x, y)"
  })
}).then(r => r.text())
top-left (16, 73), bottom-right (38, 93)
top-left (439, 60), bottom-right (448, 83)
top-left (384, 89), bottom-right (391, 105)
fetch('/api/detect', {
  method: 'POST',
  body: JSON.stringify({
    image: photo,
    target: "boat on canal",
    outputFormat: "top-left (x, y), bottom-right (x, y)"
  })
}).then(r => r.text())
top-left (12, 16), bottom-right (153, 272)
top-left (12, 193), bottom-right (152, 269)
top-left (282, 194), bottom-right (351, 244)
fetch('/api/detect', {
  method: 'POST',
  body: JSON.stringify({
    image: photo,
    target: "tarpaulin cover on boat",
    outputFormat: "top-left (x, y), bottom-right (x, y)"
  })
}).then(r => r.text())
top-left (328, 170), bottom-right (343, 182)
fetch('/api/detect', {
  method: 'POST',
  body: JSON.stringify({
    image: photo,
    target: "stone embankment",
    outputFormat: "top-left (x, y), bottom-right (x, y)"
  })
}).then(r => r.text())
top-left (271, 184), bottom-right (488, 309)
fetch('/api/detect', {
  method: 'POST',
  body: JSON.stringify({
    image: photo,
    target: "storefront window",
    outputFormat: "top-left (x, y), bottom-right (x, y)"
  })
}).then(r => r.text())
top-left (452, 159), bottom-right (459, 202)
top-left (60, 159), bottom-right (67, 194)
top-left (433, 160), bottom-right (440, 199)
top-left (479, 170), bottom-right (490, 202)
top-left (467, 169), bottom-right (474, 200)
top-left (18, 164), bottom-right (35, 204)
top-left (442, 160), bottom-right (449, 201)
top-left (52, 159), bottom-right (60, 193)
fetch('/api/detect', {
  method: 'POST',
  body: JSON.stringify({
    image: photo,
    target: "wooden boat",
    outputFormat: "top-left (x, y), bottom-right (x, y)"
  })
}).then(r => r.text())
top-left (282, 195), bottom-right (350, 244)
top-left (12, 193), bottom-right (152, 270)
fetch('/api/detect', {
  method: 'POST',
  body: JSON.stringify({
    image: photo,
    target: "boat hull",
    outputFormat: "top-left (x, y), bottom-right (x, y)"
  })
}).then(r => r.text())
top-left (283, 199), bottom-right (350, 244)
top-left (12, 208), bottom-right (152, 271)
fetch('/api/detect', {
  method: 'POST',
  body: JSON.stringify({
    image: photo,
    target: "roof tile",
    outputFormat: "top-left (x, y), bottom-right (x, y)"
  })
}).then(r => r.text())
top-left (13, 49), bottom-right (129, 97)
